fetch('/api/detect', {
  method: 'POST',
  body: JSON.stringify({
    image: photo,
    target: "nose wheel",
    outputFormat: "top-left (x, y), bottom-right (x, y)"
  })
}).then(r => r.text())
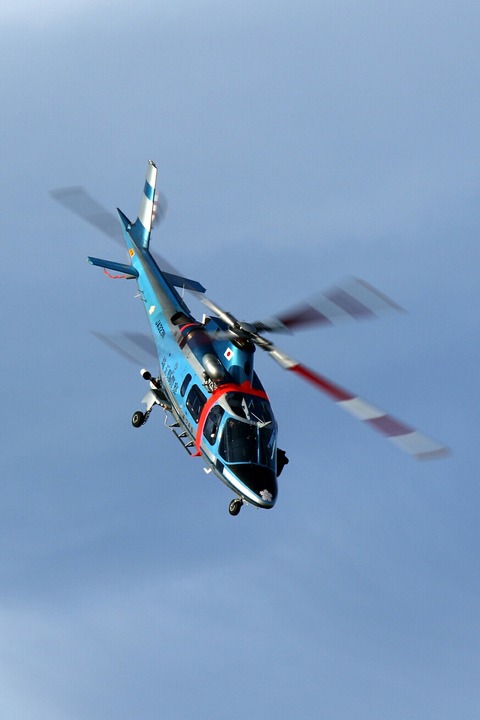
top-left (229, 498), bottom-right (243, 516)
top-left (132, 410), bottom-right (146, 428)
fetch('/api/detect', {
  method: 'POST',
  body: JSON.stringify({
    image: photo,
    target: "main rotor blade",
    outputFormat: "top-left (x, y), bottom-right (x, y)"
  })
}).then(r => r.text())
top-left (91, 331), bottom-right (157, 365)
top-left (51, 186), bottom-right (182, 278)
top-left (201, 296), bottom-right (239, 328)
top-left (50, 187), bottom-right (123, 242)
top-left (254, 277), bottom-right (404, 334)
top-left (265, 344), bottom-right (448, 461)
top-left (51, 186), bottom-right (168, 238)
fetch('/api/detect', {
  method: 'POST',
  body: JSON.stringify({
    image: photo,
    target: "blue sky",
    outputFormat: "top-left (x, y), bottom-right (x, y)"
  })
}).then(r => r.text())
top-left (1, 1), bottom-right (480, 718)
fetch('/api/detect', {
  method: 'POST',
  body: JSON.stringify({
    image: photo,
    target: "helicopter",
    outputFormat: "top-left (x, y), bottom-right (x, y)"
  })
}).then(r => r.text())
top-left (52, 160), bottom-right (448, 516)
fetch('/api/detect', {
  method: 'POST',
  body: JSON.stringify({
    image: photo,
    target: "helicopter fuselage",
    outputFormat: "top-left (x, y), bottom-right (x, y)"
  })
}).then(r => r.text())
top-left (110, 207), bottom-right (279, 510)
top-left (83, 161), bottom-right (447, 517)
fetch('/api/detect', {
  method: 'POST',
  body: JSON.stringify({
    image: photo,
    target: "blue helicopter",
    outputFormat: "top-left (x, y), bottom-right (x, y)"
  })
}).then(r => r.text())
top-left (53, 161), bottom-right (448, 515)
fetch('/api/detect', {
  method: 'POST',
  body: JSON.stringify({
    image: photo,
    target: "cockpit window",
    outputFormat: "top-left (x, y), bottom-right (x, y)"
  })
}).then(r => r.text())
top-left (203, 405), bottom-right (224, 445)
top-left (259, 425), bottom-right (276, 465)
top-left (219, 419), bottom-right (258, 463)
top-left (219, 418), bottom-right (277, 467)
top-left (226, 393), bottom-right (273, 426)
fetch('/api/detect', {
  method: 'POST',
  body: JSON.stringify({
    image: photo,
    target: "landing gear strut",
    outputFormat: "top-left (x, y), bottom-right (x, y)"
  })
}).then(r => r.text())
top-left (132, 368), bottom-right (170, 428)
top-left (229, 498), bottom-right (243, 516)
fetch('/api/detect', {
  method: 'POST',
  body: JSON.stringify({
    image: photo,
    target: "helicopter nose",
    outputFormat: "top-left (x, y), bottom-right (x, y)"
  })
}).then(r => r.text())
top-left (228, 464), bottom-right (278, 508)
top-left (258, 487), bottom-right (276, 506)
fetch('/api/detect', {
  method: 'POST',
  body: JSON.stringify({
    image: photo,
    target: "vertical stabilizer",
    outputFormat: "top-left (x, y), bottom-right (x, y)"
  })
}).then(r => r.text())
top-left (130, 160), bottom-right (158, 249)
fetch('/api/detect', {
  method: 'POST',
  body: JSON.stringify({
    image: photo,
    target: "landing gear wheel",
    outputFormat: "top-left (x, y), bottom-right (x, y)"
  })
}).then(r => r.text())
top-left (131, 410), bottom-right (145, 428)
top-left (229, 498), bottom-right (243, 516)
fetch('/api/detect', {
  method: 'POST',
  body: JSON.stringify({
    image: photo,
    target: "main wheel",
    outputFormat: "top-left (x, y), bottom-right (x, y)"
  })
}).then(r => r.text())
top-left (131, 410), bottom-right (145, 428)
top-left (229, 498), bottom-right (242, 516)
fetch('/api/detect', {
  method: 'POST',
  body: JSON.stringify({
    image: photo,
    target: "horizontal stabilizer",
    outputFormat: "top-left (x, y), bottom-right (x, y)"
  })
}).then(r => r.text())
top-left (163, 272), bottom-right (206, 294)
top-left (87, 256), bottom-right (138, 279)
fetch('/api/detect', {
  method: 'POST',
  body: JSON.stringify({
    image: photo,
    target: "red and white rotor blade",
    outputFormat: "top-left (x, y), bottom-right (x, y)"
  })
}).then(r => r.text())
top-left (255, 277), bottom-right (404, 334)
top-left (268, 347), bottom-right (448, 461)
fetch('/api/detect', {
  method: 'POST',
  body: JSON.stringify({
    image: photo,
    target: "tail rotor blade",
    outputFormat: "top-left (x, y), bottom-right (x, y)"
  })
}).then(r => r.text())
top-left (152, 190), bottom-right (168, 228)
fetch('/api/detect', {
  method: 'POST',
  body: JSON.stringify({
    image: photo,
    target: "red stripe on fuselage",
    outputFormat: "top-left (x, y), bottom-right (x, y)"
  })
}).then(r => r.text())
top-left (177, 323), bottom-right (203, 349)
top-left (179, 323), bottom-right (201, 333)
top-left (193, 381), bottom-right (269, 455)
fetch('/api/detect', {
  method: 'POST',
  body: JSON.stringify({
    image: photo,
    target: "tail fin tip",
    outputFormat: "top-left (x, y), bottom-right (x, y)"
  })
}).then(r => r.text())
top-left (131, 160), bottom-right (158, 249)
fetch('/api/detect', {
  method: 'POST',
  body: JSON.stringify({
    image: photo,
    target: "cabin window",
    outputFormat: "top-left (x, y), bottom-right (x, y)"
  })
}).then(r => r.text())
top-left (186, 385), bottom-right (207, 423)
top-left (180, 373), bottom-right (192, 397)
top-left (203, 405), bottom-right (225, 445)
